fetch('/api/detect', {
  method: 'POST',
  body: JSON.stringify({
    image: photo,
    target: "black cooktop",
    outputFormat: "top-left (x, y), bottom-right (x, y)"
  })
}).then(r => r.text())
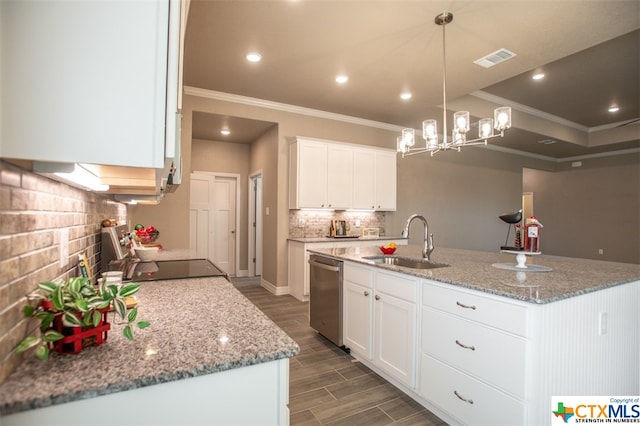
top-left (125, 259), bottom-right (228, 282)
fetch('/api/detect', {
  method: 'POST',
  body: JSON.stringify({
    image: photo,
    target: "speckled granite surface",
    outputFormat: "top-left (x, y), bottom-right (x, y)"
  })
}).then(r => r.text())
top-left (0, 276), bottom-right (300, 416)
top-left (288, 236), bottom-right (406, 243)
top-left (308, 245), bottom-right (640, 304)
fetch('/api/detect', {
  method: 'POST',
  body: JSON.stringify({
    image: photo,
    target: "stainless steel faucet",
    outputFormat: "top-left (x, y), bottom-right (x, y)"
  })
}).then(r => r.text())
top-left (401, 214), bottom-right (434, 260)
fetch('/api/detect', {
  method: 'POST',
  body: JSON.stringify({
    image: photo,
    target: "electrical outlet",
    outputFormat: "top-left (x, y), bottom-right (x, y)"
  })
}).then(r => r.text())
top-left (355, 219), bottom-right (361, 228)
top-left (598, 249), bottom-right (604, 255)
top-left (265, 207), bottom-right (270, 216)
top-left (298, 218), bottom-right (305, 228)
top-left (59, 228), bottom-right (69, 267)
top-left (598, 311), bottom-right (607, 335)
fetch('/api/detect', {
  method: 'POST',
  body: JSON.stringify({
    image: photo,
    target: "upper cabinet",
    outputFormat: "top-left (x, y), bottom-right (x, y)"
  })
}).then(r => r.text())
top-left (289, 136), bottom-right (396, 211)
top-left (0, 0), bottom-right (185, 195)
top-left (352, 148), bottom-right (397, 211)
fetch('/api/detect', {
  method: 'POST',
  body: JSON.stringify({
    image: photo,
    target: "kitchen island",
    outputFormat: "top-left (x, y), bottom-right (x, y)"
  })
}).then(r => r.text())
top-left (308, 245), bottom-right (639, 425)
top-left (0, 275), bottom-right (300, 425)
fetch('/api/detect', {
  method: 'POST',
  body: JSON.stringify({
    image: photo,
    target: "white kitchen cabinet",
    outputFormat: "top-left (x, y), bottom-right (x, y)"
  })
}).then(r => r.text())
top-left (343, 263), bottom-right (374, 358)
top-left (289, 137), bottom-right (395, 210)
top-left (373, 270), bottom-right (418, 388)
top-left (1, 0), bottom-right (178, 169)
top-left (326, 144), bottom-right (353, 209)
top-left (352, 148), bottom-right (397, 211)
top-left (288, 238), bottom-right (406, 301)
top-left (419, 280), bottom-right (527, 425)
top-left (342, 263), bottom-right (418, 389)
top-left (289, 139), bottom-right (328, 208)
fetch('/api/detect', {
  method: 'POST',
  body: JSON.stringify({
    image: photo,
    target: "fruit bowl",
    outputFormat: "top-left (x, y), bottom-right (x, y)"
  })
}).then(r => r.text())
top-left (379, 246), bottom-right (396, 255)
top-left (135, 230), bottom-right (160, 244)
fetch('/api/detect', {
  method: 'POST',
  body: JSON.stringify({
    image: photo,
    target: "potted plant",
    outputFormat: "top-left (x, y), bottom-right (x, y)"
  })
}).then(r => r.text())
top-left (15, 276), bottom-right (150, 360)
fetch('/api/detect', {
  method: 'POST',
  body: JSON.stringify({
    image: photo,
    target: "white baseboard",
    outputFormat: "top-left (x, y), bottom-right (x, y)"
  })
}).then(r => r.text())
top-left (235, 269), bottom-right (250, 278)
top-left (260, 278), bottom-right (289, 296)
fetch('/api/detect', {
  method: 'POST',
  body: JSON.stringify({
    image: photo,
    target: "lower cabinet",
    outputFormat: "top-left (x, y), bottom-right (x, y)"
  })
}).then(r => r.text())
top-left (343, 263), bottom-right (418, 389)
top-left (374, 271), bottom-right (417, 388)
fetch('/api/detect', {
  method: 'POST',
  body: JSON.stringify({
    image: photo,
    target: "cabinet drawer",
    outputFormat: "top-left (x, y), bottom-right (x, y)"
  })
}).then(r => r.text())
top-left (421, 307), bottom-right (526, 398)
top-left (376, 270), bottom-right (418, 303)
top-left (344, 263), bottom-right (373, 288)
top-left (422, 281), bottom-right (528, 337)
top-left (420, 354), bottom-right (525, 426)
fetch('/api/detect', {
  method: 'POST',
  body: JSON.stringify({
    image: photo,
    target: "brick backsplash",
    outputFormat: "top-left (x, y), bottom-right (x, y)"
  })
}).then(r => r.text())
top-left (0, 160), bottom-right (127, 383)
top-left (288, 210), bottom-right (386, 238)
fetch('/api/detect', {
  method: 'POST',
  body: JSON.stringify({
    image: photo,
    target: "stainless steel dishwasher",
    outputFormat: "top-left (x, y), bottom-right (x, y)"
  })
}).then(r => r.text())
top-left (309, 254), bottom-right (343, 347)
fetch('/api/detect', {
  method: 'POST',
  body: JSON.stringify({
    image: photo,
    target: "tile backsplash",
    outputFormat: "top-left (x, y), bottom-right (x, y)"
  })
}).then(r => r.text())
top-left (288, 210), bottom-right (386, 238)
top-left (0, 160), bottom-right (126, 383)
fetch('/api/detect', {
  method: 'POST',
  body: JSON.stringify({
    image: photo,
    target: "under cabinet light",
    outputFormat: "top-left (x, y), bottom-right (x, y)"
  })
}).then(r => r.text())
top-left (33, 162), bottom-right (109, 192)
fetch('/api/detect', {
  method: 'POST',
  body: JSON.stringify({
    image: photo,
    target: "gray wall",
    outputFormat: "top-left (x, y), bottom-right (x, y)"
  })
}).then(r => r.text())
top-left (523, 154), bottom-right (640, 264)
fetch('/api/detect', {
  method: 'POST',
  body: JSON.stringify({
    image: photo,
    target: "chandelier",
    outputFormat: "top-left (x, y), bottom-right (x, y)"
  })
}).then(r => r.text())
top-left (397, 12), bottom-right (512, 157)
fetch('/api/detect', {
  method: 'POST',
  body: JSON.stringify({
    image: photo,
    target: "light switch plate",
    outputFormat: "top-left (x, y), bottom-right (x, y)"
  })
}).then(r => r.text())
top-left (59, 228), bottom-right (69, 267)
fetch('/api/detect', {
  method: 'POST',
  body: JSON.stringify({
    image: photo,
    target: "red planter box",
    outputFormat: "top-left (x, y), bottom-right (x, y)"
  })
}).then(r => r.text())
top-left (46, 307), bottom-right (111, 355)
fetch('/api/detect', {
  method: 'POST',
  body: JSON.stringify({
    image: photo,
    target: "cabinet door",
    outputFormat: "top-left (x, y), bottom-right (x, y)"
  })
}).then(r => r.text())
top-left (326, 144), bottom-right (353, 209)
top-left (352, 149), bottom-right (376, 209)
top-left (374, 151), bottom-right (397, 211)
top-left (287, 242), bottom-right (308, 302)
top-left (374, 290), bottom-right (416, 388)
top-left (297, 141), bottom-right (328, 208)
top-left (343, 280), bottom-right (373, 359)
top-left (1, 0), bottom-right (170, 168)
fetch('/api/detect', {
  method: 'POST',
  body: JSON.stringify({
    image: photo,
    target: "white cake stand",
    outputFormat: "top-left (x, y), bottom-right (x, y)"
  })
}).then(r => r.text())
top-left (492, 249), bottom-right (553, 272)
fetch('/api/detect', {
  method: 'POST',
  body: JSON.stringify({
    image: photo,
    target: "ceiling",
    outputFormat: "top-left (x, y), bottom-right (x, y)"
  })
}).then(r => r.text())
top-left (184, 1), bottom-right (639, 160)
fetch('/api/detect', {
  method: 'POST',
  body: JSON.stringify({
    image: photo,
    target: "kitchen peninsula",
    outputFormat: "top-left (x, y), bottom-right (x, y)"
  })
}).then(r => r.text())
top-left (308, 245), bottom-right (639, 426)
top-left (0, 274), bottom-right (299, 425)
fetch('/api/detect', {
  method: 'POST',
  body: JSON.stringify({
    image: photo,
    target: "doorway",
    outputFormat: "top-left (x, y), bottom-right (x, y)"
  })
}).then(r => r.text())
top-left (249, 172), bottom-right (263, 277)
top-left (190, 171), bottom-right (240, 276)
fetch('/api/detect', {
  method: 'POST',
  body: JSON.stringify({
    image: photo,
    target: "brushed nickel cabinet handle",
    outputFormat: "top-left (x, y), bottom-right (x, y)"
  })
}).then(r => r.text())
top-left (454, 390), bottom-right (474, 404)
top-left (455, 340), bottom-right (476, 351)
top-left (456, 301), bottom-right (476, 310)
top-left (364, 291), bottom-right (369, 296)
top-left (375, 295), bottom-right (380, 301)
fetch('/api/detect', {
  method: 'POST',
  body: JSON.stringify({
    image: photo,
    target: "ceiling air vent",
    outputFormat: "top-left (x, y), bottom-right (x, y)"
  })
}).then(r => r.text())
top-left (474, 48), bottom-right (517, 68)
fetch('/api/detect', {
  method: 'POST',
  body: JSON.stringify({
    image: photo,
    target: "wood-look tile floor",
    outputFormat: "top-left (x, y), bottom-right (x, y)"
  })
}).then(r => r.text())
top-left (232, 278), bottom-right (448, 426)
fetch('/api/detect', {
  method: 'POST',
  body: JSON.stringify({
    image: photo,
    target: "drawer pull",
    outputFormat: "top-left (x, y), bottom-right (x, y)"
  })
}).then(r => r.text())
top-left (375, 295), bottom-right (380, 301)
top-left (456, 301), bottom-right (476, 310)
top-left (454, 390), bottom-right (474, 404)
top-left (455, 340), bottom-right (476, 351)
top-left (364, 291), bottom-right (369, 296)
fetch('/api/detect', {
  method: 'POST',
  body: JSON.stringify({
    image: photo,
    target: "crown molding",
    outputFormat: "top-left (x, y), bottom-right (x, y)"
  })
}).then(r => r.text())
top-left (183, 86), bottom-right (404, 132)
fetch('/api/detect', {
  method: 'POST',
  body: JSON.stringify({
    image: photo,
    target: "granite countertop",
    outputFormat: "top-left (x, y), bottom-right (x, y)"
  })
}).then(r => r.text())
top-left (308, 245), bottom-right (640, 304)
top-left (0, 275), bottom-right (300, 416)
top-left (288, 235), bottom-right (406, 243)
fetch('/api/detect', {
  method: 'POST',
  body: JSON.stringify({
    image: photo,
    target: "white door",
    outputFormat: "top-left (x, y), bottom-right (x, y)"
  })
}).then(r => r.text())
top-left (190, 174), bottom-right (213, 260)
top-left (190, 172), bottom-right (237, 275)
top-left (213, 176), bottom-right (237, 274)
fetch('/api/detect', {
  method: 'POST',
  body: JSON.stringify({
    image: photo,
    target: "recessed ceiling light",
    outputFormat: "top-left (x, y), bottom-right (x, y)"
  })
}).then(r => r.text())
top-left (608, 105), bottom-right (620, 113)
top-left (532, 73), bottom-right (545, 80)
top-left (400, 92), bottom-right (412, 100)
top-left (246, 52), bottom-right (262, 63)
top-left (221, 129), bottom-right (231, 136)
top-left (335, 75), bottom-right (348, 84)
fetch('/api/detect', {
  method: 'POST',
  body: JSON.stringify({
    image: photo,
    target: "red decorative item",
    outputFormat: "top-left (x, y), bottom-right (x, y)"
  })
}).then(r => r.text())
top-left (379, 246), bottom-right (396, 255)
top-left (44, 302), bottom-right (111, 355)
top-left (524, 216), bottom-right (543, 252)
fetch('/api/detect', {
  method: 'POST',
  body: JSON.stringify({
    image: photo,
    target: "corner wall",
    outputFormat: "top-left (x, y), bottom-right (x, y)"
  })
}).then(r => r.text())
top-left (0, 160), bottom-right (127, 383)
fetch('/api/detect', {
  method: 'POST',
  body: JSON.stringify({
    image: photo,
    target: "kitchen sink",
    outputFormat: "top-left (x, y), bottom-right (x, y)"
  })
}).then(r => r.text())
top-left (363, 255), bottom-right (450, 270)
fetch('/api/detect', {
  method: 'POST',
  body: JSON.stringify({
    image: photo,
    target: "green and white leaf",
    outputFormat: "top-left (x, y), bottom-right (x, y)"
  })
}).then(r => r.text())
top-left (15, 336), bottom-right (41, 353)
top-left (137, 321), bottom-right (150, 329)
top-left (119, 283), bottom-right (140, 298)
top-left (42, 330), bottom-right (64, 342)
top-left (123, 325), bottom-right (134, 341)
top-left (35, 345), bottom-right (49, 360)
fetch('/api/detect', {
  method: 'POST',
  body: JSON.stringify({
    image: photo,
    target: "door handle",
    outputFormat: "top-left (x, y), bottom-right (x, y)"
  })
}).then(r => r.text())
top-left (309, 260), bottom-right (340, 272)
top-left (231, 230), bottom-right (236, 234)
